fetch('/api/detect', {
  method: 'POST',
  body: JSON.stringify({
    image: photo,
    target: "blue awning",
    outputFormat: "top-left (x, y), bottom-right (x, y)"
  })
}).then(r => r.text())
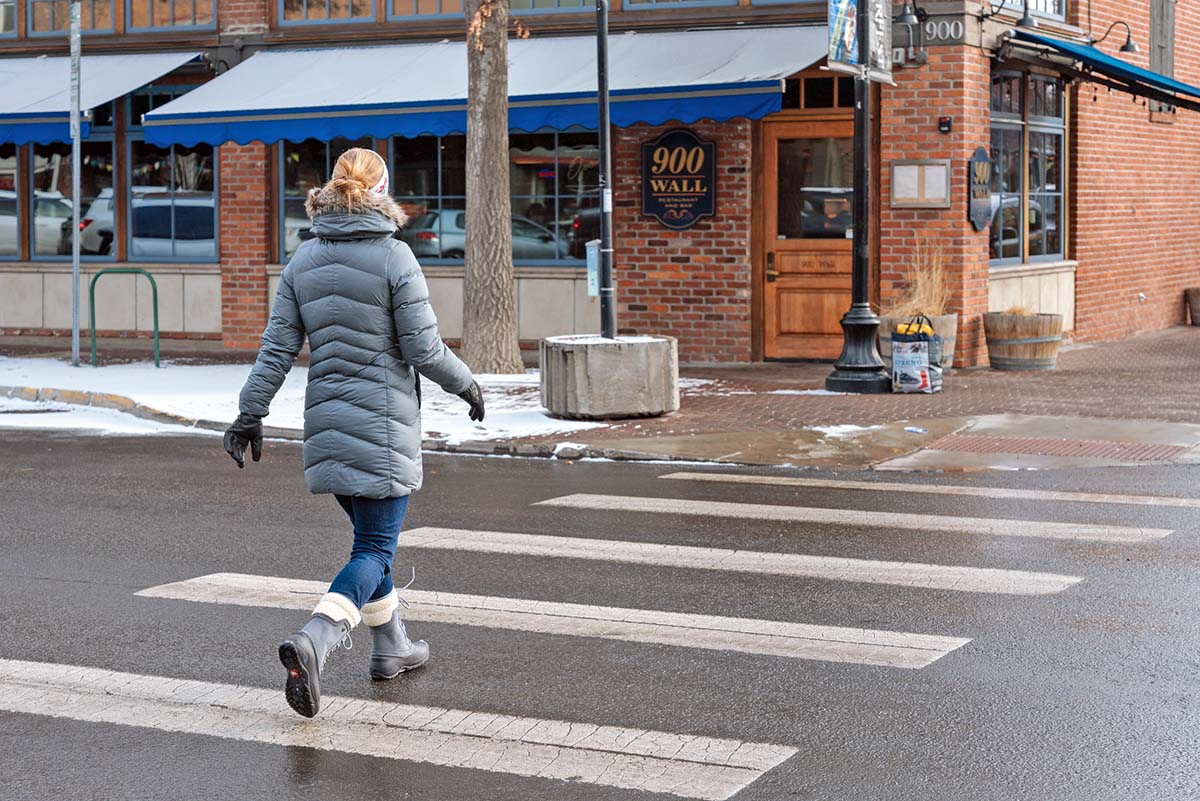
top-left (144, 26), bottom-right (828, 146)
top-left (0, 52), bottom-right (200, 145)
top-left (1012, 30), bottom-right (1200, 108)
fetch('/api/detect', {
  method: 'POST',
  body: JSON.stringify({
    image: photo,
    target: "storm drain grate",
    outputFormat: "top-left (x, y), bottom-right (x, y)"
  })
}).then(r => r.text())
top-left (926, 435), bottom-right (1189, 462)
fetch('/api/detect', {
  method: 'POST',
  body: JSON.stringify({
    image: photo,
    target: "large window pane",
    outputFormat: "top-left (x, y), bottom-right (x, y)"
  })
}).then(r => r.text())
top-left (129, 0), bottom-right (214, 28)
top-left (130, 142), bottom-right (216, 261)
top-left (29, 0), bottom-right (114, 31)
top-left (281, 137), bottom-right (371, 258)
top-left (776, 137), bottom-right (853, 240)
top-left (281, 0), bottom-right (370, 22)
top-left (0, 146), bottom-right (16, 256)
top-left (32, 142), bottom-right (115, 257)
top-left (0, 0), bottom-right (14, 34)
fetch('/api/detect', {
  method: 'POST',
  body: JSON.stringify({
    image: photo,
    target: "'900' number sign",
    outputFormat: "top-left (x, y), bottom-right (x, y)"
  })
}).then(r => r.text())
top-left (642, 129), bottom-right (716, 231)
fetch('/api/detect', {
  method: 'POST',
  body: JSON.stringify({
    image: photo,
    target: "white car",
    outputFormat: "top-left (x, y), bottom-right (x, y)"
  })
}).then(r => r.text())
top-left (0, 190), bottom-right (76, 255)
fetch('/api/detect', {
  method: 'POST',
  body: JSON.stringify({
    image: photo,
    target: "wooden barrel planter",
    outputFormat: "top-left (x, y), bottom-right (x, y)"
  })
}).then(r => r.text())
top-left (879, 313), bottom-right (958, 372)
top-left (1186, 288), bottom-right (1200, 325)
top-left (983, 312), bottom-right (1063, 371)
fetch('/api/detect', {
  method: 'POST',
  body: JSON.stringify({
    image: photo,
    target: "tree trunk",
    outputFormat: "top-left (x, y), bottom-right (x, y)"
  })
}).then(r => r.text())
top-left (462, 0), bottom-right (524, 375)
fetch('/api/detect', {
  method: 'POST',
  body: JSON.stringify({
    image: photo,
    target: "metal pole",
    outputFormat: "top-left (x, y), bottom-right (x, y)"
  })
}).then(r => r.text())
top-left (595, 0), bottom-right (616, 340)
top-left (69, 2), bottom-right (82, 367)
top-left (825, 0), bottom-right (890, 393)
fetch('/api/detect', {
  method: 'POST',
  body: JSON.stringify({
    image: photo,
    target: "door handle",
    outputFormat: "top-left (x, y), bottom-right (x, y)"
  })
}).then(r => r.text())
top-left (766, 252), bottom-right (778, 283)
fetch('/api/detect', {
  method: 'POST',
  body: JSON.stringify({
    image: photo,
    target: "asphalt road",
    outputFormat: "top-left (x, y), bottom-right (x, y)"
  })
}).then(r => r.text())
top-left (1, 430), bottom-right (1198, 800)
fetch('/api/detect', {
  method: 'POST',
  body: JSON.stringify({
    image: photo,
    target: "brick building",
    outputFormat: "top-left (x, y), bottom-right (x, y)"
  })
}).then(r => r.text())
top-left (1, 1), bottom-right (1197, 367)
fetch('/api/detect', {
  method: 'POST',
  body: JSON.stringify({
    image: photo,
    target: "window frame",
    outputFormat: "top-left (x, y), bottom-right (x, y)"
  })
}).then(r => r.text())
top-left (623, 0), bottom-right (738, 8)
top-left (124, 0), bottom-right (216, 33)
top-left (27, 135), bottom-right (119, 262)
top-left (989, 70), bottom-right (1068, 268)
top-left (986, 0), bottom-right (1066, 23)
top-left (0, 0), bottom-right (17, 37)
top-left (26, 0), bottom-right (117, 36)
top-left (276, 0), bottom-right (376, 27)
top-left (125, 91), bottom-right (219, 264)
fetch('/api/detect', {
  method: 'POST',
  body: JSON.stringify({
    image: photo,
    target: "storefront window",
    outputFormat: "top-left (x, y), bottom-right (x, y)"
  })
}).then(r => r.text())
top-left (0, 145), bottom-right (16, 256)
top-left (280, 0), bottom-right (372, 23)
top-left (280, 137), bottom-right (373, 258)
top-left (625, 0), bottom-right (736, 6)
top-left (28, 0), bottom-right (114, 32)
top-left (989, 72), bottom-right (1066, 263)
top-left (128, 0), bottom-right (215, 29)
top-left (128, 143), bottom-right (216, 261)
top-left (392, 132), bottom-right (593, 263)
top-left (388, 0), bottom-right (582, 14)
top-left (30, 141), bottom-right (116, 257)
top-left (776, 137), bottom-right (853, 240)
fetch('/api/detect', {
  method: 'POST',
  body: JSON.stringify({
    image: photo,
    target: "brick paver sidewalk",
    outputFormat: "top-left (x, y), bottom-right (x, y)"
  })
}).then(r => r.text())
top-left (581, 326), bottom-right (1200, 445)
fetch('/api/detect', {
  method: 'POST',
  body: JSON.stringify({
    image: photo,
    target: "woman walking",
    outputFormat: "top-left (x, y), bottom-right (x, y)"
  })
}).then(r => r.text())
top-left (222, 148), bottom-right (485, 718)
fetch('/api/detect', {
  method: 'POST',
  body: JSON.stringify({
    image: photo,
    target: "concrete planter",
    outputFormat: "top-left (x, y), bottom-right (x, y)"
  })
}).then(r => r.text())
top-left (540, 335), bottom-right (679, 420)
top-left (879, 313), bottom-right (958, 372)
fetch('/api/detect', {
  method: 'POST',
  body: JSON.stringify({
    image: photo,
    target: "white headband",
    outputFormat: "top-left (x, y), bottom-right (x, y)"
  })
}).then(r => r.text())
top-left (371, 164), bottom-right (389, 196)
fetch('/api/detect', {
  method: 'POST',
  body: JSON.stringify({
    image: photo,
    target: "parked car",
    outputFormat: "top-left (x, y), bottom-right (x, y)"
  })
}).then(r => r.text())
top-left (56, 186), bottom-right (168, 255)
top-left (568, 207), bottom-right (601, 259)
top-left (128, 194), bottom-right (216, 260)
top-left (0, 190), bottom-right (75, 255)
top-left (400, 210), bottom-right (567, 260)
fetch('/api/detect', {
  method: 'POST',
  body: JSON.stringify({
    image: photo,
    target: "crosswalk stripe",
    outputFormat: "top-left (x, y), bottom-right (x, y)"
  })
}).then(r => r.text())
top-left (660, 471), bottom-right (1200, 509)
top-left (136, 573), bottom-right (970, 669)
top-left (535, 494), bottom-right (1171, 544)
top-left (402, 527), bottom-right (1081, 596)
top-left (0, 658), bottom-right (794, 801)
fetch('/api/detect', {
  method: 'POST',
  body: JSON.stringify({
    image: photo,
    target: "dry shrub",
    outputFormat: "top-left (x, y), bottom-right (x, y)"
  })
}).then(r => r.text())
top-left (886, 234), bottom-right (949, 318)
top-left (1003, 305), bottom-right (1037, 316)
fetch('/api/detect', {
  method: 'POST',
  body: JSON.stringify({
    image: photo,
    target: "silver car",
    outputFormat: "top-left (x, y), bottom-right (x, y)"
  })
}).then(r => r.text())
top-left (400, 210), bottom-right (567, 260)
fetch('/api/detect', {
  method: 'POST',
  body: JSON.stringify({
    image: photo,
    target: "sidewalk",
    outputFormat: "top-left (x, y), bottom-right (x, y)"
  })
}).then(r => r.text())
top-left (4, 327), bottom-right (1200, 470)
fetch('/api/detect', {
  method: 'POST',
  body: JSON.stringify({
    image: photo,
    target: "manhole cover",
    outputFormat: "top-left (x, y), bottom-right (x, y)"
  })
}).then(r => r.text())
top-left (926, 434), bottom-right (1188, 462)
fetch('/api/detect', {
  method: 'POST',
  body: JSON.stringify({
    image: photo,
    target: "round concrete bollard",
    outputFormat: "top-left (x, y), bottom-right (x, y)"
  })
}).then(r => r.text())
top-left (540, 335), bottom-right (680, 420)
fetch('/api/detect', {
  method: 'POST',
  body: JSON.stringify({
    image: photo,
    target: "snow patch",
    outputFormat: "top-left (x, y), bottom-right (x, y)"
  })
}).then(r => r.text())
top-left (768, 389), bottom-right (848, 396)
top-left (0, 397), bottom-right (206, 436)
top-left (0, 357), bottom-right (603, 441)
top-left (809, 424), bottom-right (878, 438)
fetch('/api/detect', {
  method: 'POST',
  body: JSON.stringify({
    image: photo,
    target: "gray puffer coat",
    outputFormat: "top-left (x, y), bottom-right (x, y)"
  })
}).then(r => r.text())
top-left (238, 186), bottom-right (473, 498)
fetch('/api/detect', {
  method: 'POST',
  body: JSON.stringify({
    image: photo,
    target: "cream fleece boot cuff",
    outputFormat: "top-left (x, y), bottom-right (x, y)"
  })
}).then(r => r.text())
top-left (361, 590), bottom-right (400, 628)
top-left (312, 592), bottom-right (361, 628)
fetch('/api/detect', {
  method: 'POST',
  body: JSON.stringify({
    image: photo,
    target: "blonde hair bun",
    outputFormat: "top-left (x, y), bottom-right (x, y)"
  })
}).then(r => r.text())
top-left (326, 148), bottom-right (387, 210)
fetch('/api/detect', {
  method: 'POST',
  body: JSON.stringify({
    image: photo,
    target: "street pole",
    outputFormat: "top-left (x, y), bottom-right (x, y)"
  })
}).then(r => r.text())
top-left (595, 0), bottom-right (616, 340)
top-left (69, 2), bottom-right (82, 367)
top-left (825, 0), bottom-right (890, 393)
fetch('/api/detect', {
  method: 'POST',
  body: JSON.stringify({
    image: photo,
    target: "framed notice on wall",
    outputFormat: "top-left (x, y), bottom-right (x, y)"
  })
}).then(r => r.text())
top-left (641, 129), bottom-right (716, 230)
top-left (890, 160), bottom-right (952, 208)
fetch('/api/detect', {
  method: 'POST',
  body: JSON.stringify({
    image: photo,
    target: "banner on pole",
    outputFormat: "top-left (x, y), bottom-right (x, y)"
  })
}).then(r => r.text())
top-left (828, 0), bottom-right (893, 84)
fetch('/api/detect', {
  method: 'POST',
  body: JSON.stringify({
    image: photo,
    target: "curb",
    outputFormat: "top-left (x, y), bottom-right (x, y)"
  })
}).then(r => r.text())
top-left (0, 384), bottom-right (696, 464)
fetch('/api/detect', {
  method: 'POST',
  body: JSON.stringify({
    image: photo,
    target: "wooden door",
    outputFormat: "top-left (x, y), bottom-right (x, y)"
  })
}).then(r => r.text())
top-left (761, 120), bottom-right (855, 360)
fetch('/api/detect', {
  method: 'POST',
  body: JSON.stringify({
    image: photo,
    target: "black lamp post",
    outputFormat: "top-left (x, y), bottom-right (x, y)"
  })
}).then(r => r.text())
top-left (825, 0), bottom-right (890, 394)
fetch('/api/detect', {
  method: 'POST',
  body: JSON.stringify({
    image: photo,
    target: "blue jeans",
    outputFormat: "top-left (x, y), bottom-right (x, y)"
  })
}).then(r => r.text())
top-left (328, 494), bottom-right (411, 609)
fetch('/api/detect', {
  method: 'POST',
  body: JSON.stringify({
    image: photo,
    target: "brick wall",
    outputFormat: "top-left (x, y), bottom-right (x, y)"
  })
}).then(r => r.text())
top-left (218, 143), bottom-right (271, 349)
top-left (1070, 0), bottom-right (1200, 341)
top-left (613, 120), bottom-right (753, 364)
top-left (879, 47), bottom-right (993, 367)
top-left (218, 0), bottom-right (268, 33)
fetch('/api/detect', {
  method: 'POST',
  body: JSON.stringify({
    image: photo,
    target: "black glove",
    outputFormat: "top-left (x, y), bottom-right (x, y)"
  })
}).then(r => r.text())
top-left (223, 412), bottom-right (263, 468)
top-left (458, 380), bottom-right (485, 422)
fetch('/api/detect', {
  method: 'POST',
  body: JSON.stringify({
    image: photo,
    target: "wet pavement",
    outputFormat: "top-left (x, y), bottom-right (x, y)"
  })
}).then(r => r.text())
top-left (2, 432), bottom-right (1199, 800)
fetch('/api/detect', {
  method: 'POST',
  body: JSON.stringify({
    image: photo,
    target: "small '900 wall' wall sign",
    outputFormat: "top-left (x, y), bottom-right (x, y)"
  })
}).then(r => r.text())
top-left (641, 129), bottom-right (716, 230)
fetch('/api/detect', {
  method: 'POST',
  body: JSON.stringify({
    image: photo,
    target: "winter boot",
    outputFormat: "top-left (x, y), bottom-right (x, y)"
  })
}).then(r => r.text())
top-left (362, 589), bottom-right (429, 680)
top-left (278, 592), bottom-right (359, 718)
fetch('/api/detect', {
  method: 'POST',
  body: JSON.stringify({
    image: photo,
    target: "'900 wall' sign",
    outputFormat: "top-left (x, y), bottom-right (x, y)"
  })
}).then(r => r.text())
top-left (641, 129), bottom-right (716, 230)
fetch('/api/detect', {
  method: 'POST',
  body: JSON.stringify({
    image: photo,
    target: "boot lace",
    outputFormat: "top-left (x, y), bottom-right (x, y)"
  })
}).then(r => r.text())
top-left (397, 566), bottom-right (416, 610)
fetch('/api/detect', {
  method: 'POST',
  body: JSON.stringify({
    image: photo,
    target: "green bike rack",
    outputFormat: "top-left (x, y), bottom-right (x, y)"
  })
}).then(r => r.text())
top-left (89, 268), bottom-right (160, 368)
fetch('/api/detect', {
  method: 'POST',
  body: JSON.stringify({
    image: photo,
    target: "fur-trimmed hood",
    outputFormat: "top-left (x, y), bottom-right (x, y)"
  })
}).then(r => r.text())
top-left (304, 184), bottom-right (409, 232)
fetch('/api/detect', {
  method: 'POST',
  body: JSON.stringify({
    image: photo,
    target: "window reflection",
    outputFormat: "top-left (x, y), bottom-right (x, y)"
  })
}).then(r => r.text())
top-left (129, 142), bottom-right (216, 261)
top-left (32, 142), bottom-right (115, 257)
top-left (776, 137), bottom-right (853, 240)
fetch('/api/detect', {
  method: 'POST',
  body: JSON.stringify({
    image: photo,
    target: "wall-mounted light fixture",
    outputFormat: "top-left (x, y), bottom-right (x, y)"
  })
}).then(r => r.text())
top-left (894, 2), bottom-right (928, 67)
top-left (1091, 20), bottom-right (1140, 54)
top-left (980, 0), bottom-right (1038, 30)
